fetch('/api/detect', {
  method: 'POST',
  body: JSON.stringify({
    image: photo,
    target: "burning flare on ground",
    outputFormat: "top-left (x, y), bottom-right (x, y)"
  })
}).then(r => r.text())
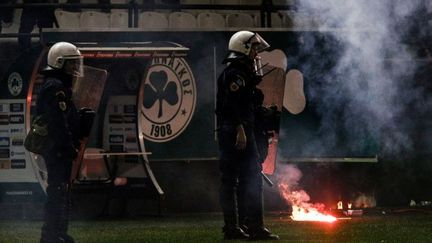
top-left (279, 182), bottom-right (337, 223)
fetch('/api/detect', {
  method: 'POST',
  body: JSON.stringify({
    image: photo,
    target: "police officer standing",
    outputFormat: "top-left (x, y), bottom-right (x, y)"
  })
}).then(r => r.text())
top-left (37, 42), bottom-right (84, 243)
top-left (216, 31), bottom-right (279, 240)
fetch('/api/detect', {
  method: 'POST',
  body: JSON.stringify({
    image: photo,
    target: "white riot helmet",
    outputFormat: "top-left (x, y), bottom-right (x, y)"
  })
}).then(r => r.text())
top-left (46, 42), bottom-right (83, 77)
top-left (225, 31), bottom-right (270, 76)
top-left (228, 30), bottom-right (270, 57)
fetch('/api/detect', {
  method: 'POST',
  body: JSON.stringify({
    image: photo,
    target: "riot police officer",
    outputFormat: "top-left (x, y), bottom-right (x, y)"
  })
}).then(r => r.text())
top-left (216, 31), bottom-right (279, 240)
top-left (37, 42), bottom-right (84, 243)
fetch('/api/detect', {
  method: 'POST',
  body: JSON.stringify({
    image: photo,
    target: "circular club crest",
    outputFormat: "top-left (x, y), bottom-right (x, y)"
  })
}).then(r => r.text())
top-left (7, 72), bottom-right (23, 97)
top-left (138, 58), bottom-right (196, 142)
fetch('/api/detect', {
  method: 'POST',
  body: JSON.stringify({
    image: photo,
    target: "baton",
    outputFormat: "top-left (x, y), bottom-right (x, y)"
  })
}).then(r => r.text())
top-left (261, 172), bottom-right (274, 187)
top-left (261, 67), bottom-right (278, 77)
top-left (256, 62), bottom-right (270, 72)
top-left (256, 62), bottom-right (278, 78)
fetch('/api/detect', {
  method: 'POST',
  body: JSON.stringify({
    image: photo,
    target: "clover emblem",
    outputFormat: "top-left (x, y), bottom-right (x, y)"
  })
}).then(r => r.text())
top-left (143, 71), bottom-right (179, 118)
top-left (11, 78), bottom-right (19, 88)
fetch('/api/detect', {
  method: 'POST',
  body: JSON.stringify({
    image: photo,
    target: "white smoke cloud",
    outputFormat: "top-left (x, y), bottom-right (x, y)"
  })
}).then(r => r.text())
top-left (276, 163), bottom-right (302, 187)
top-left (292, 0), bottom-right (427, 156)
top-left (277, 164), bottom-right (330, 214)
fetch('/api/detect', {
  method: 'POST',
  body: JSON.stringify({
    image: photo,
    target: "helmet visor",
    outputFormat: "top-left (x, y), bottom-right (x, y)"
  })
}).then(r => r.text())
top-left (250, 33), bottom-right (270, 53)
top-left (64, 57), bottom-right (84, 78)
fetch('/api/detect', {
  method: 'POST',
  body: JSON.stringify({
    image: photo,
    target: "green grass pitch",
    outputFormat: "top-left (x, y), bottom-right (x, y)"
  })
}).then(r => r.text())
top-left (0, 213), bottom-right (431, 242)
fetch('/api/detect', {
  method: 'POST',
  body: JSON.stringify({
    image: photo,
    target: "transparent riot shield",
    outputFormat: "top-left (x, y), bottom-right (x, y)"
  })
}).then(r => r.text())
top-left (70, 66), bottom-right (108, 182)
top-left (72, 66), bottom-right (108, 112)
top-left (257, 49), bottom-right (310, 175)
top-left (256, 65), bottom-right (286, 175)
top-left (28, 66), bottom-right (107, 192)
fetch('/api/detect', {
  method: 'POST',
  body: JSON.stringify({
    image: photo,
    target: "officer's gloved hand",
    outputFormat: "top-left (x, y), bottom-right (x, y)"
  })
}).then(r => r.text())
top-left (266, 105), bottom-right (280, 117)
top-left (269, 105), bottom-right (278, 113)
top-left (79, 107), bottom-right (95, 138)
top-left (259, 105), bottom-right (281, 132)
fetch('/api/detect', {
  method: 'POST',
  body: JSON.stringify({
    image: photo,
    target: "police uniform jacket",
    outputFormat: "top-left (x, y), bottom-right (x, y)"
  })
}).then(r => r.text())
top-left (36, 71), bottom-right (80, 158)
top-left (216, 59), bottom-right (259, 128)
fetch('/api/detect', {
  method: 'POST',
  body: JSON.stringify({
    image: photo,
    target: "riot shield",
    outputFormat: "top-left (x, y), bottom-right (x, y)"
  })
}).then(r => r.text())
top-left (256, 65), bottom-right (285, 175)
top-left (72, 66), bottom-right (108, 112)
top-left (258, 64), bottom-right (309, 175)
top-left (28, 66), bottom-right (107, 191)
top-left (70, 66), bottom-right (108, 182)
top-left (256, 50), bottom-right (299, 175)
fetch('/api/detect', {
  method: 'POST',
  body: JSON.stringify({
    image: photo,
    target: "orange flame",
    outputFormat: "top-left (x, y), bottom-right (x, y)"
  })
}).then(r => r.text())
top-left (291, 205), bottom-right (337, 223)
top-left (279, 182), bottom-right (337, 223)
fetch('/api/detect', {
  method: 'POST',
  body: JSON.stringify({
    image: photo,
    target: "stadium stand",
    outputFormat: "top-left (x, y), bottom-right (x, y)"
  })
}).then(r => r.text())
top-left (213, 0), bottom-right (240, 4)
top-left (226, 12), bottom-right (254, 28)
top-left (54, 9), bottom-right (81, 28)
top-left (180, 0), bottom-right (211, 4)
top-left (168, 11), bottom-right (197, 29)
top-left (273, 0), bottom-right (295, 5)
top-left (197, 12), bottom-right (225, 28)
top-left (0, 8), bottom-right (22, 34)
top-left (139, 11), bottom-right (169, 29)
top-left (0, 1), bottom-right (302, 32)
top-left (110, 11), bottom-right (129, 28)
top-left (80, 11), bottom-right (110, 28)
top-left (270, 12), bottom-right (283, 27)
top-left (240, 0), bottom-right (262, 5)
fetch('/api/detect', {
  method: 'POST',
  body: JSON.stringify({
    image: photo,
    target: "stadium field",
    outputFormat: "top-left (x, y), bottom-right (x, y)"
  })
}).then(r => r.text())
top-left (0, 211), bottom-right (431, 242)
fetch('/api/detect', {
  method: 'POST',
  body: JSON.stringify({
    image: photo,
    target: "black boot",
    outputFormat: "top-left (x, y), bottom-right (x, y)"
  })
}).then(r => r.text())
top-left (58, 234), bottom-right (75, 243)
top-left (222, 214), bottom-right (249, 240)
top-left (57, 184), bottom-right (74, 243)
top-left (41, 185), bottom-right (62, 242)
top-left (40, 184), bottom-right (75, 243)
top-left (40, 231), bottom-right (60, 243)
top-left (40, 235), bottom-right (71, 243)
top-left (248, 227), bottom-right (280, 240)
top-left (223, 226), bottom-right (250, 240)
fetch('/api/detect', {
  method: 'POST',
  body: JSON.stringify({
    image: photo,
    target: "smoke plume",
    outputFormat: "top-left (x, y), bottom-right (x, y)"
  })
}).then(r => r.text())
top-left (292, 0), bottom-right (430, 156)
top-left (277, 164), bottom-right (326, 211)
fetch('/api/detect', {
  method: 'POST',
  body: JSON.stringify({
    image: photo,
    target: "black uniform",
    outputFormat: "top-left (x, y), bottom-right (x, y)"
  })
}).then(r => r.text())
top-left (216, 57), bottom-right (265, 232)
top-left (37, 70), bottom-right (80, 243)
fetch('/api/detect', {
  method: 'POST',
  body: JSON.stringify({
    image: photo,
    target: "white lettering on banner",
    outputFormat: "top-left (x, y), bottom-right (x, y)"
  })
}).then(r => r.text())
top-left (9, 115), bottom-right (24, 124)
top-left (10, 128), bottom-right (24, 134)
top-left (11, 151), bottom-right (26, 156)
top-left (5, 191), bottom-right (33, 195)
top-left (0, 103), bottom-right (8, 113)
top-left (0, 99), bottom-right (36, 183)
top-left (0, 137), bottom-right (10, 147)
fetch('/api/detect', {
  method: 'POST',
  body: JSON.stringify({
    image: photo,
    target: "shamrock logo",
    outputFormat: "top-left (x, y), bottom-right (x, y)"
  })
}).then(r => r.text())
top-left (143, 71), bottom-right (179, 118)
top-left (138, 57), bottom-right (196, 142)
top-left (8, 72), bottom-right (23, 96)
